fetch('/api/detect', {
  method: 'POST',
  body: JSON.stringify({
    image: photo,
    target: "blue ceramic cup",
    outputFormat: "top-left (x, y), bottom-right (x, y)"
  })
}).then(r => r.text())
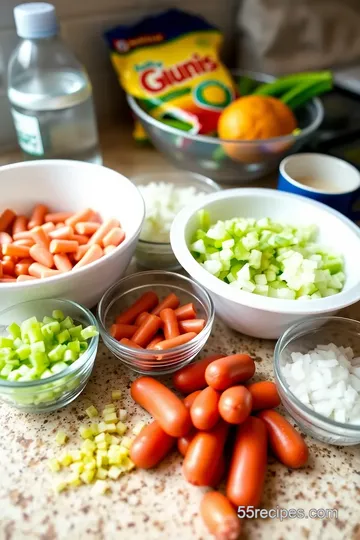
top-left (278, 153), bottom-right (360, 220)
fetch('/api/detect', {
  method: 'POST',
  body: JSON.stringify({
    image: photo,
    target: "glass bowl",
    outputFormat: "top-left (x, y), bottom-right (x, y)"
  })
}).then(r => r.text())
top-left (130, 170), bottom-right (221, 270)
top-left (0, 299), bottom-right (99, 413)
top-left (274, 316), bottom-right (360, 445)
top-left (127, 70), bottom-right (324, 184)
top-left (97, 271), bottom-right (214, 375)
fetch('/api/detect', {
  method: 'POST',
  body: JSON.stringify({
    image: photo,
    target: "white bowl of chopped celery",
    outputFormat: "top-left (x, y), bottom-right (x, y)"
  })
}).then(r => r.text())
top-left (170, 188), bottom-right (360, 339)
top-left (0, 298), bottom-right (99, 412)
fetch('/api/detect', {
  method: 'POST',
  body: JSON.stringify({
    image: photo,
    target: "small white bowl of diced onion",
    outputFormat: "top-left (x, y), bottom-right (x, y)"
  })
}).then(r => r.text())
top-left (275, 316), bottom-right (360, 446)
top-left (0, 298), bottom-right (99, 413)
top-left (131, 170), bottom-right (220, 270)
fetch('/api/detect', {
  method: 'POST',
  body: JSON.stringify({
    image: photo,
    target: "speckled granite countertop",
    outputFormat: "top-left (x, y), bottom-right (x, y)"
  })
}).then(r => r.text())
top-left (1, 129), bottom-right (360, 540)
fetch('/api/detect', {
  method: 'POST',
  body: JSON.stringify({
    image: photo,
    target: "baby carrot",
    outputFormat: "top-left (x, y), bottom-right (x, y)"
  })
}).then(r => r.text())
top-left (131, 314), bottom-right (163, 347)
top-left (13, 239), bottom-right (34, 247)
top-left (102, 227), bottom-right (125, 247)
top-left (119, 338), bottom-right (144, 349)
top-left (45, 212), bottom-right (73, 223)
top-left (2, 244), bottom-right (30, 258)
top-left (103, 245), bottom-right (116, 255)
top-left (154, 332), bottom-right (197, 351)
top-left (13, 230), bottom-right (33, 241)
top-left (50, 239), bottom-right (78, 254)
top-left (174, 303), bottom-right (197, 321)
top-left (146, 333), bottom-right (164, 349)
top-left (75, 222), bottom-right (100, 235)
top-left (53, 253), bottom-right (73, 272)
top-left (31, 225), bottom-right (50, 248)
top-left (135, 312), bottom-right (150, 326)
top-left (0, 232), bottom-right (13, 245)
top-left (115, 292), bottom-right (159, 325)
top-left (49, 226), bottom-right (74, 240)
top-left (17, 275), bottom-right (37, 282)
top-left (73, 245), bottom-right (90, 262)
top-left (30, 245), bottom-right (54, 268)
top-left (110, 323), bottom-right (138, 340)
top-left (28, 263), bottom-right (60, 279)
top-left (88, 219), bottom-right (120, 246)
top-left (71, 234), bottom-right (89, 245)
top-left (12, 215), bottom-right (28, 235)
top-left (42, 222), bottom-right (56, 233)
top-left (65, 208), bottom-right (94, 228)
top-left (14, 262), bottom-right (31, 276)
top-left (0, 209), bottom-right (16, 232)
top-left (179, 319), bottom-right (206, 334)
top-left (28, 204), bottom-right (48, 229)
top-left (151, 293), bottom-right (180, 316)
top-left (72, 244), bottom-right (102, 269)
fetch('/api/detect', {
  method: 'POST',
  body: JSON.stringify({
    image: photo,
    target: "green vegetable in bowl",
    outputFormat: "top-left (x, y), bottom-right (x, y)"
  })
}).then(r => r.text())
top-left (191, 214), bottom-right (345, 300)
top-left (0, 310), bottom-right (98, 382)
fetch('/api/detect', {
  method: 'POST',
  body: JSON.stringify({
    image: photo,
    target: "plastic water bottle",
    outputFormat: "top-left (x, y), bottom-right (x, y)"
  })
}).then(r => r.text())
top-left (8, 3), bottom-right (102, 163)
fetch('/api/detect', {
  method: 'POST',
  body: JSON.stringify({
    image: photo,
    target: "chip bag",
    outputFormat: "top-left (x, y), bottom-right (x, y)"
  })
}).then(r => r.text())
top-left (104, 9), bottom-right (237, 140)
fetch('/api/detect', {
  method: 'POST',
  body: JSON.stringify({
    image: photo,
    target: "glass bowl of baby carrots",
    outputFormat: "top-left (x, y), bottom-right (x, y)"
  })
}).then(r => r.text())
top-left (97, 271), bottom-right (214, 375)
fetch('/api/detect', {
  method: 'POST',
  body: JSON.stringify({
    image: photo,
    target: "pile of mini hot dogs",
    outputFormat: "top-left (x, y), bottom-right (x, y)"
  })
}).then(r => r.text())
top-left (110, 291), bottom-right (206, 352)
top-left (129, 353), bottom-right (309, 539)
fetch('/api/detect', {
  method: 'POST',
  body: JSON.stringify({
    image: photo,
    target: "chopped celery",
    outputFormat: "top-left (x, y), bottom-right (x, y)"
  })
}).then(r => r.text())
top-left (190, 213), bottom-right (344, 300)
top-left (86, 405), bottom-right (99, 418)
top-left (52, 310), bottom-right (64, 321)
top-left (55, 431), bottom-right (68, 445)
top-left (81, 326), bottom-right (98, 340)
top-left (111, 390), bottom-right (122, 400)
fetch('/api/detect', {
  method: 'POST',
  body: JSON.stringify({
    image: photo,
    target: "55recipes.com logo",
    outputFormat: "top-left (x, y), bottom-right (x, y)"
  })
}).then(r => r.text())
top-left (238, 506), bottom-right (339, 521)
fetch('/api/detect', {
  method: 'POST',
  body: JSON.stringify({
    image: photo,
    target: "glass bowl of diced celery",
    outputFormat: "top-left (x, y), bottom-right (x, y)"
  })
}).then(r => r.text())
top-left (0, 298), bottom-right (99, 413)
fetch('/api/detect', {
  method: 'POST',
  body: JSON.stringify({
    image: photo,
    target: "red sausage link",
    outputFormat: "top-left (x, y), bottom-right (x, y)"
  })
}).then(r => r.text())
top-left (257, 410), bottom-right (309, 468)
top-left (183, 421), bottom-right (229, 486)
top-left (110, 323), bottom-right (138, 340)
top-left (129, 420), bottom-right (175, 469)
top-left (226, 416), bottom-right (267, 508)
top-left (116, 292), bottom-right (159, 324)
top-left (130, 377), bottom-right (192, 437)
top-left (205, 354), bottom-right (255, 391)
top-left (160, 308), bottom-right (180, 340)
top-left (247, 381), bottom-right (281, 411)
top-left (218, 386), bottom-right (252, 424)
top-left (200, 492), bottom-right (241, 540)
top-left (151, 293), bottom-right (180, 316)
top-left (179, 318), bottom-right (205, 334)
top-left (174, 303), bottom-right (197, 321)
top-left (183, 390), bottom-right (202, 410)
top-left (177, 429), bottom-right (196, 457)
top-left (131, 314), bottom-right (162, 347)
top-left (190, 386), bottom-right (221, 430)
top-left (172, 354), bottom-right (224, 394)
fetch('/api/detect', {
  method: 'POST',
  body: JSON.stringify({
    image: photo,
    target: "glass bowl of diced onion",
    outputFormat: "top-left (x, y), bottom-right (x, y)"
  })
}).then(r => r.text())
top-left (130, 170), bottom-right (221, 270)
top-left (0, 298), bottom-right (99, 413)
top-left (274, 316), bottom-right (360, 445)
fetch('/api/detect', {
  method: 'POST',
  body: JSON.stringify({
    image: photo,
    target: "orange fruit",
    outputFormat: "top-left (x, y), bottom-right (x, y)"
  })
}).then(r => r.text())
top-left (218, 96), bottom-right (297, 163)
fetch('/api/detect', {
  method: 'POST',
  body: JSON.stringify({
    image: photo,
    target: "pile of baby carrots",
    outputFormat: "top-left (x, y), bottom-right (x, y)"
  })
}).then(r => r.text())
top-left (129, 354), bottom-right (309, 539)
top-left (0, 205), bottom-right (125, 283)
top-left (110, 291), bottom-right (205, 351)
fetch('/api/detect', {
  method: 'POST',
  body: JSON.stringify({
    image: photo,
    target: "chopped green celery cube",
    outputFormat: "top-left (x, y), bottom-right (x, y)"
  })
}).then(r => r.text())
top-left (50, 362), bottom-right (68, 375)
top-left (0, 347), bottom-right (13, 361)
top-left (233, 242), bottom-right (250, 261)
top-left (81, 439), bottom-right (96, 453)
top-left (80, 470), bottom-right (95, 484)
top-left (28, 327), bottom-right (43, 344)
top-left (85, 405), bottom-right (98, 418)
top-left (197, 209), bottom-right (210, 231)
top-left (42, 321), bottom-right (60, 338)
top-left (254, 274), bottom-right (267, 286)
top-left (18, 364), bottom-right (31, 376)
top-left (1, 364), bottom-right (14, 377)
top-left (55, 431), bottom-right (68, 445)
top-left (13, 338), bottom-right (23, 348)
top-left (57, 329), bottom-right (70, 344)
top-left (96, 467), bottom-right (108, 480)
top-left (68, 340), bottom-right (80, 354)
top-left (48, 344), bottom-right (66, 362)
top-left (111, 390), bottom-right (122, 400)
top-left (0, 337), bottom-right (14, 348)
top-left (249, 249), bottom-right (262, 269)
top-left (60, 316), bottom-right (73, 330)
top-left (31, 341), bottom-right (45, 353)
top-left (81, 326), bottom-right (98, 340)
top-left (90, 423), bottom-right (99, 436)
top-left (43, 315), bottom-right (55, 324)
top-left (40, 369), bottom-right (53, 379)
top-left (6, 323), bottom-right (21, 340)
top-left (265, 270), bottom-right (276, 282)
top-left (0, 358), bottom-right (5, 371)
top-left (107, 466), bottom-right (122, 480)
top-left (8, 369), bottom-right (21, 381)
top-left (254, 285), bottom-right (269, 296)
top-left (5, 358), bottom-right (20, 367)
top-left (69, 325), bottom-right (83, 339)
top-left (52, 310), bottom-right (64, 321)
top-left (63, 350), bottom-right (77, 363)
top-left (20, 316), bottom-right (38, 333)
top-left (79, 426), bottom-right (93, 439)
top-left (16, 344), bottom-right (31, 361)
top-left (48, 458), bottom-right (61, 472)
top-left (79, 342), bottom-right (88, 353)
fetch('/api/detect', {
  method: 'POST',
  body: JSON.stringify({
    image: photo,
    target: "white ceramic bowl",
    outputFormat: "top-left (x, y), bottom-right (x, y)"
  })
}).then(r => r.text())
top-left (0, 160), bottom-right (145, 310)
top-left (170, 188), bottom-right (360, 339)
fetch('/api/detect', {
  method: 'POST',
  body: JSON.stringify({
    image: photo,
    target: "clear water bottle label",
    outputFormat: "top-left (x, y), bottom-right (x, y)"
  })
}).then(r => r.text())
top-left (11, 110), bottom-right (44, 156)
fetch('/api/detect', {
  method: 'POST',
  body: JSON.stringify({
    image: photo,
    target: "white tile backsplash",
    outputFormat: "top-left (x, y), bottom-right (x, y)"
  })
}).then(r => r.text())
top-left (0, 0), bottom-right (238, 150)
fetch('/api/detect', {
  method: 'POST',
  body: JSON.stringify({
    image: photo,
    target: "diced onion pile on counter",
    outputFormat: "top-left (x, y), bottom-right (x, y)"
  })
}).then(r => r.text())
top-left (283, 343), bottom-right (360, 424)
top-left (191, 214), bottom-right (345, 300)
